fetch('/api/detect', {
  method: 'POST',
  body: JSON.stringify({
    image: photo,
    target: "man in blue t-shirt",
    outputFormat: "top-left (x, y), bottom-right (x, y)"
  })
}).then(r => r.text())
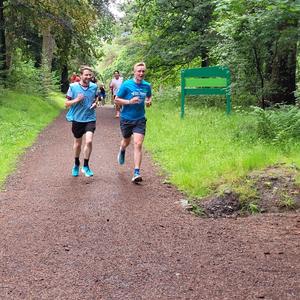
top-left (115, 62), bottom-right (152, 183)
top-left (65, 66), bottom-right (98, 178)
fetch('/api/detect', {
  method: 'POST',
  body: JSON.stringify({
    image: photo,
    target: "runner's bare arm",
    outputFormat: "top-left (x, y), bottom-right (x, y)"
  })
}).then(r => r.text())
top-left (90, 96), bottom-right (101, 109)
top-left (109, 82), bottom-right (114, 93)
top-left (145, 96), bottom-right (152, 107)
top-left (65, 93), bottom-right (84, 108)
top-left (115, 96), bottom-right (140, 105)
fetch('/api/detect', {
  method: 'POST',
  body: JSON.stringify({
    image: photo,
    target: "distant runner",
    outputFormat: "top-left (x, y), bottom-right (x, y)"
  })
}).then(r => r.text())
top-left (115, 62), bottom-right (152, 183)
top-left (98, 83), bottom-right (106, 106)
top-left (109, 70), bottom-right (123, 118)
top-left (69, 72), bottom-right (80, 83)
top-left (65, 66), bottom-right (98, 177)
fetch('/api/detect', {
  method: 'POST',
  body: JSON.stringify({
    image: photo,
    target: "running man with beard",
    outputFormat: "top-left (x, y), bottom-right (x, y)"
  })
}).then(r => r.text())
top-left (115, 62), bottom-right (152, 183)
top-left (65, 66), bottom-right (98, 177)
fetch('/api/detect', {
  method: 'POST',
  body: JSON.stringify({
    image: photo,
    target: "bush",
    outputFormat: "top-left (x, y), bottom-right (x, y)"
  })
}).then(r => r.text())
top-left (252, 105), bottom-right (300, 144)
top-left (7, 49), bottom-right (59, 97)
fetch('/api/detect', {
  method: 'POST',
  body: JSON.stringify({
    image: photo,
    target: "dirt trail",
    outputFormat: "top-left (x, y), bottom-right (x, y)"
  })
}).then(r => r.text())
top-left (0, 106), bottom-right (299, 300)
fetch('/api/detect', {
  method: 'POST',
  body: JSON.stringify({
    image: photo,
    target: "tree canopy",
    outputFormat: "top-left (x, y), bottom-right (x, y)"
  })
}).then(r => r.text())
top-left (100, 0), bottom-right (299, 106)
top-left (0, 0), bottom-right (114, 91)
top-left (1, 0), bottom-right (299, 105)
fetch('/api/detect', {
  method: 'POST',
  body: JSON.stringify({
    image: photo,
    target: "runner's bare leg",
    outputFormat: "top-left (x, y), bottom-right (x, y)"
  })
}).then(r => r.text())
top-left (133, 133), bottom-right (144, 169)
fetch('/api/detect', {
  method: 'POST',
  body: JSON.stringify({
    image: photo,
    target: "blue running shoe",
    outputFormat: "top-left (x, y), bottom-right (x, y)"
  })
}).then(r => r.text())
top-left (81, 166), bottom-right (94, 177)
top-left (72, 165), bottom-right (79, 177)
top-left (132, 172), bottom-right (142, 183)
top-left (117, 150), bottom-right (125, 165)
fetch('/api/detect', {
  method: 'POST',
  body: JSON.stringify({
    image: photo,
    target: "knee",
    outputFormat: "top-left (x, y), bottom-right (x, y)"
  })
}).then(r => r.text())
top-left (134, 140), bottom-right (143, 149)
top-left (74, 140), bottom-right (82, 148)
top-left (122, 138), bottom-right (131, 148)
top-left (85, 139), bottom-right (92, 147)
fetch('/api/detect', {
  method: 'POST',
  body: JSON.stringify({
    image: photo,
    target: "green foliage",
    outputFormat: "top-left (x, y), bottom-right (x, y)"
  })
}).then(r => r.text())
top-left (247, 202), bottom-right (260, 214)
top-left (126, 0), bottom-right (214, 68)
top-left (2, 0), bottom-right (114, 91)
top-left (212, 0), bottom-right (299, 105)
top-left (100, 37), bottom-right (143, 81)
top-left (231, 179), bottom-right (258, 202)
top-left (251, 105), bottom-right (300, 144)
top-left (229, 178), bottom-right (260, 213)
top-left (102, 0), bottom-right (299, 106)
top-left (278, 193), bottom-right (296, 209)
top-left (144, 88), bottom-right (300, 197)
top-left (0, 90), bottom-right (64, 187)
top-left (99, 0), bottom-right (215, 84)
top-left (6, 49), bottom-right (59, 97)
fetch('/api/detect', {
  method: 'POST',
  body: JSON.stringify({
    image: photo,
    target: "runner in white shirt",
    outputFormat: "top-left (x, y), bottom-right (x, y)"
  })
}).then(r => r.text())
top-left (109, 70), bottom-right (123, 118)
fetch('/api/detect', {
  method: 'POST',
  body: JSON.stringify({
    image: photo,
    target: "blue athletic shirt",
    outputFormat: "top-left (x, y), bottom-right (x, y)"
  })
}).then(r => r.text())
top-left (66, 82), bottom-right (98, 122)
top-left (117, 79), bottom-right (152, 121)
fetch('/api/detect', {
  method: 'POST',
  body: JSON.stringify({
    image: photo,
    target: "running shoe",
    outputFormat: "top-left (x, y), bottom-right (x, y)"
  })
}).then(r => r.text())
top-left (117, 150), bottom-right (125, 165)
top-left (132, 172), bottom-right (143, 183)
top-left (81, 166), bottom-right (94, 177)
top-left (72, 165), bottom-right (79, 177)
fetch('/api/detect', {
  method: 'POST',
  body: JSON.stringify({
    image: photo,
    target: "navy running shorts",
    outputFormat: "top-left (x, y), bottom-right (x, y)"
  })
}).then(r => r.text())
top-left (72, 121), bottom-right (96, 138)
top-left (120, 118), bottom-right (146, 138)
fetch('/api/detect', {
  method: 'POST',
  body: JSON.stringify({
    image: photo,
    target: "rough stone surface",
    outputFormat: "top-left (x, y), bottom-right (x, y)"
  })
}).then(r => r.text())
top-left (198, 165), bottom-right (300, 218)
top-left (0, 107), bottom-right (299, 299)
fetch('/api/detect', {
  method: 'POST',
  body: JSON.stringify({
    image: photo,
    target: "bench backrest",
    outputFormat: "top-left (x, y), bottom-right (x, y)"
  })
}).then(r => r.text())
top-left (180, 66), bottom-right (231, 117)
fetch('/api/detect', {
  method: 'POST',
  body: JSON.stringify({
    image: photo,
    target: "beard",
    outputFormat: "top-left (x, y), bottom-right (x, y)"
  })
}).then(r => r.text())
top-left (82, 78), bottom-right (90, 85)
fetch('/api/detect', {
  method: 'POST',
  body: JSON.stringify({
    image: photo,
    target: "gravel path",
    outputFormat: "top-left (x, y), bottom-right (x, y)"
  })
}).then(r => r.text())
top-left (0, 106), bottom-right (299, 299)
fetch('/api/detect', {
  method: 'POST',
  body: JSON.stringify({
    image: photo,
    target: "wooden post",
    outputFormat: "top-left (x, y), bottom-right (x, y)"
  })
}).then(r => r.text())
top-left (181, 70), bottom-right (185, 118)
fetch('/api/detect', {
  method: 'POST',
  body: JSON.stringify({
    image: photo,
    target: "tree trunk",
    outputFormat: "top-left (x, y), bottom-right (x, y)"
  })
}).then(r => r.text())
top-left (201, 47), bottom-right (209, 67)
top-left (268, 43), bottom-right (297, 105)
top-left (253, 45), bottom-right (265, 108)
top-left (61, 64), bottom-right (69, 93)
top-left (267, 18), bottom-right (298, 106)
top-left (42, 24), bottom-right (55, 70)
top-left (0, 0), bottom-right (7, 82)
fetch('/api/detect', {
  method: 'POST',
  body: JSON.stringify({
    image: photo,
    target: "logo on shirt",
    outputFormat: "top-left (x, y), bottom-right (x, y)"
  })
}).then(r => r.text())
top-left (132, 91), bottom-right (147, 98)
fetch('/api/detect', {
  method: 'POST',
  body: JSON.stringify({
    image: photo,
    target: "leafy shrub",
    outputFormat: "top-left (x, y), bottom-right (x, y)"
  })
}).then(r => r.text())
top-left (251, 105), bottom-right (300, 144)
top-left (155, 86), bottom-right (180, 104)
top-left (7, 49), bottom-right (59, 97)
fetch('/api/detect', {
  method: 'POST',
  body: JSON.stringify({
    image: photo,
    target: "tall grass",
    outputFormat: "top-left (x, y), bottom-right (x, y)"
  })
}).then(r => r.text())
top-left (145, 91), bottom-right (300, 197)
top-left (0, 90), bottom-right (64, 186)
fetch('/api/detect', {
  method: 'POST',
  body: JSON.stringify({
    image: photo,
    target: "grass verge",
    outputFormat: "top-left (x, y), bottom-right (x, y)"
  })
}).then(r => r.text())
top-left (145, 92), bottom-right (300, 198)
top-left (0, 90), bottom-right (64, 187)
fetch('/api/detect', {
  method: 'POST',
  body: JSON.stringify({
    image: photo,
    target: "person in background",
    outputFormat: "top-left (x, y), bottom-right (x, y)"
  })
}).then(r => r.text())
top-left (99, 83), bottom-right (106, 106)
top-left (69, 72), bottom-right (80, 83)
top-left (115, 62), bottom-right (152, 183)
top-left (90, 75), bottom-right (97, 84)
top-left (109, 70), bottom-right (123, 118)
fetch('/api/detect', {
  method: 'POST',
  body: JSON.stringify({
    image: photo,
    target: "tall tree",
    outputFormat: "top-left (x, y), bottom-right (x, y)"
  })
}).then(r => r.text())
top-left (212, 0), bottom-right (299, 106)
top-left (3, 0), bottom-right (113, 91)
top-left (122, 0), bottom-right (215, 73)
top-left (0, 0), bottom-right (7, 82)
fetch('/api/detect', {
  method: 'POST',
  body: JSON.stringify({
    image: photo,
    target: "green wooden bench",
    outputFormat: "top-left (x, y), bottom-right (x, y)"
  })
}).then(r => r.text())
top-left (180, 66), bottom-right (231, 118)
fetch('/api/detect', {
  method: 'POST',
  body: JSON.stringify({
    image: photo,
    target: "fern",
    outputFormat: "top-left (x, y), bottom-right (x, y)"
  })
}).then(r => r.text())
top-left (251, 105), bottom-right (300, 144)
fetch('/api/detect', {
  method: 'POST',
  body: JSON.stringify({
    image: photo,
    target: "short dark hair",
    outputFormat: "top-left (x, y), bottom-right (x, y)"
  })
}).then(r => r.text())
top-left (114, 70), bottom-right (120, 74)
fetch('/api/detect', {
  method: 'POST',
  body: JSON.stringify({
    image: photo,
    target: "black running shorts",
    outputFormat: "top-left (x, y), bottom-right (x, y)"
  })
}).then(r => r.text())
top-left (120, 118), bottom-right (146, 138)
top-left (72, 121), bottom-right (96, 138)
